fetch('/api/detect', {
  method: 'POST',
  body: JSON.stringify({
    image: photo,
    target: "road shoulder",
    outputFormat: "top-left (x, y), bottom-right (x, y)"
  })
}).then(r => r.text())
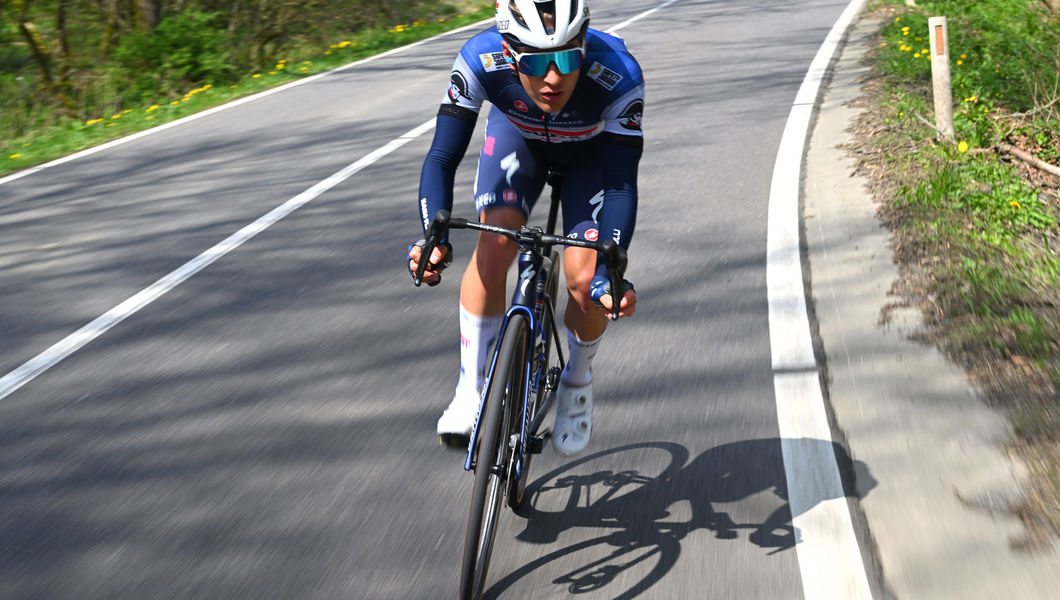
top-left (804, 15), bottom-right (1060, 600)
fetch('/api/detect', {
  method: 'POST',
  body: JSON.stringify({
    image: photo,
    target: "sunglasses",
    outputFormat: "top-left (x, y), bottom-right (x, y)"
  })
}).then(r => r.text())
top-left (506, 46), bottom-right (585, 77)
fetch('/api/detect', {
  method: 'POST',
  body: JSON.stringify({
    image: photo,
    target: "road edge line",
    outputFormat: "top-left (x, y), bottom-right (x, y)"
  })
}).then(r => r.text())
top-left (766, 0), bottom-right (874, 598)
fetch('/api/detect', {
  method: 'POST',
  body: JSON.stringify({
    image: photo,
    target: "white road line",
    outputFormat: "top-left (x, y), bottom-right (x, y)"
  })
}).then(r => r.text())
top-left (0, 119), bottom-right (435, 402)
top-left (608, 0), bottom-right (681, 32)
top-left (766, 0), bottom-right (873, 598)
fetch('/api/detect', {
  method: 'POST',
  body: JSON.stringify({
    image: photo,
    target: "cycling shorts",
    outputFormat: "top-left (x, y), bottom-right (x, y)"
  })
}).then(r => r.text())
top-left (473, 105), bottom-right (606, 242)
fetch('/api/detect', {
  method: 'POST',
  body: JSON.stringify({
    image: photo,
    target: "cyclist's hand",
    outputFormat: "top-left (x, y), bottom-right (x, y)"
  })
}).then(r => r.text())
top-left (408, 239), bottom-right (452, 286)
top-left (590, 276), bottom-right (637, 319)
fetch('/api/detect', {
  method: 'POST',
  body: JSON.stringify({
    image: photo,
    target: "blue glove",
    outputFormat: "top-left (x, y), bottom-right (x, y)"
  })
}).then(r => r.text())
top-left (590, 274), bottom-right (635, 307)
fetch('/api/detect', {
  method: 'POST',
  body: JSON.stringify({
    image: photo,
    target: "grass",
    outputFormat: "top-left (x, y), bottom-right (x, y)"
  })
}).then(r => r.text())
top-left (860, 0), bottom-right (1060, 539)
top-left (0, 3), bottom-right (494, 178)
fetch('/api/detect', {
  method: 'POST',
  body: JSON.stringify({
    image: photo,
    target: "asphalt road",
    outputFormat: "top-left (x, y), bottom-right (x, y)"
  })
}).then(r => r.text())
top-left (0, 1), bottom-right (874, 598)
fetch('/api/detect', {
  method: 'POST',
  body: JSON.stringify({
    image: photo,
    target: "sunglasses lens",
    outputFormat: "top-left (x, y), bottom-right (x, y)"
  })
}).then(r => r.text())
top-left (516, 48), bottom-right (583, 76)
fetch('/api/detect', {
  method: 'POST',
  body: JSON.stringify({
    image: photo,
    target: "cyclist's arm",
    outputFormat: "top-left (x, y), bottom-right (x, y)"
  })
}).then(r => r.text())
top-left (418, 105), bottom-right (477, 239)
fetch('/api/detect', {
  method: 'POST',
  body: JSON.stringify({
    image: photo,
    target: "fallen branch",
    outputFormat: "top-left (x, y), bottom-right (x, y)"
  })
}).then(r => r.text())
top-left (999, 144), bottom-right (1060, 179)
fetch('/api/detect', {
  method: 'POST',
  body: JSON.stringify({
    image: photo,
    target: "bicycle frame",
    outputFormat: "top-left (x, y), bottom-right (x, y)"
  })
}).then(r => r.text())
top-left (464, 235), bottom-right (562, 476)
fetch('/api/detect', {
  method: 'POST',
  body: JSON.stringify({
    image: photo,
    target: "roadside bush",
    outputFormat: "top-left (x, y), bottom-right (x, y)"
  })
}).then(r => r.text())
top-left (114, 11), bottom-right (235, 102)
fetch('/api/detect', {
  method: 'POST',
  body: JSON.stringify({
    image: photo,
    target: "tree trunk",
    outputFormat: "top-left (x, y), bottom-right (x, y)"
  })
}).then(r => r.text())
top-left (134, 0), bottom-right (159, 33)
top-left (12, 0), bottom-right (78, 118)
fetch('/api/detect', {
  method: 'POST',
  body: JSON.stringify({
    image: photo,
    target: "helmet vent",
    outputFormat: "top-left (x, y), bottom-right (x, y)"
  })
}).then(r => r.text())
top-left (508, 1), bottom-right (529, 30)
top-left (537, 1), bottom-right (557, 35)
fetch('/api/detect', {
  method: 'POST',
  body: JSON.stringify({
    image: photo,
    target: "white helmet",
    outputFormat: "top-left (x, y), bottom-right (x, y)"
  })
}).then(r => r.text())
top-left (496, 0), bottom-right (590, 49)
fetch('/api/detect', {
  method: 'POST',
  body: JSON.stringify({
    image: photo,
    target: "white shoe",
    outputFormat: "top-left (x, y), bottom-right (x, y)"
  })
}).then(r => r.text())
top-left (437, 386), bottom-right (481, 448)
top-left (552, 380), bottom-right (592, 455)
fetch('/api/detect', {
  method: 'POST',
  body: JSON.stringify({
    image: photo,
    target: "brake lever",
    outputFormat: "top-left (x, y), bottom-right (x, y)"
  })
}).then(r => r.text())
top-left (600, 241), bottom-right (628, 321)
top-left (414, 210), bottom-right (450, 287)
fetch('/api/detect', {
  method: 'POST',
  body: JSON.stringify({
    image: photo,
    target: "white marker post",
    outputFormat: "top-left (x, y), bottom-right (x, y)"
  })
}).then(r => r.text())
top-left (929, 16), bottom-right (955, 141)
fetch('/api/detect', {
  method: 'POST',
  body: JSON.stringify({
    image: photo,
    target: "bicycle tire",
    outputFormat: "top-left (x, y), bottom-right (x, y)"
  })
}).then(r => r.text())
top-left (507, 250), bottom-right (561, 511)
top-left (460, 314), bottom-right (529, 600)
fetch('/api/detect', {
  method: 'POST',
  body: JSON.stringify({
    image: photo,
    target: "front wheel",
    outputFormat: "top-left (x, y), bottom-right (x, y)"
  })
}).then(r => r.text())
top-left (508, 251), bottom-right (561, 511)
top-left (459, 314), bottom-right (528, 600)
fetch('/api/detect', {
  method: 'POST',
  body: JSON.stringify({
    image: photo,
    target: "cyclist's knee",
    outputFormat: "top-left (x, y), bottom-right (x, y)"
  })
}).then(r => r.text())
top-left (471, 207), bottom-right (524, 283)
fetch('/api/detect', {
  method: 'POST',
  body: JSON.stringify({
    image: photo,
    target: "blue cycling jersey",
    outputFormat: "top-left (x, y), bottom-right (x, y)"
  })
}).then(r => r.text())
top-left (419, 27), bottom-right (644, 253)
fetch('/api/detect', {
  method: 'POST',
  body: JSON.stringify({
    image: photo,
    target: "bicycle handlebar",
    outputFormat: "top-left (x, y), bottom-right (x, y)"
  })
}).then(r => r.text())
top-left (414, 210), bottom-right (629, 321)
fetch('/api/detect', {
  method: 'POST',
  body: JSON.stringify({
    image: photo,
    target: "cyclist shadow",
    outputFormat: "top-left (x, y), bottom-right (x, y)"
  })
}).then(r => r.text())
top-left (487, 438), bottom-right (876, 599)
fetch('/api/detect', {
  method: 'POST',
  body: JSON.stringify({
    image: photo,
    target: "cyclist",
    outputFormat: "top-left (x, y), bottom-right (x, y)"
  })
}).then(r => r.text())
top-left (408, 0), bottom-right (642, 455)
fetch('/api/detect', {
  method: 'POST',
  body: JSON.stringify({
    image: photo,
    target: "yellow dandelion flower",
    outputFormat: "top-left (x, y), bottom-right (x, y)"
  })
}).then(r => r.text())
top-left (880, 42), bottom-right (888, 47)
top-left (111, 114), bottom-right (122, 119)
top-left (268, 71), bottom-right (277, 75)
top-left (106, 123), bottom-right (116, 127)
top-left (957, 141), bottom-right (969, 153)
top-left (9, 153), bottom-right (22, 159)
top-left (914, 53), bottom-right (921, 58)
top-left (1010, 201), bottom-right (1021, 210)
top-left (85, 119), bottom-right (104, 125)
top-left (145, 116), bottom-right (155, 120)
top-left (253, 73), bottom-right (262, 78)
top-left (960, 54), bottom-right (966, 59)
top-left (957, 60), bottom-right (963, 65)
top-left (303, 61), bottom-right (311, 65)
top-left (964, 96), bottom-right (977, 102)
top-left (895, 17), bottom-right (901, 22)
top-left (171, 100), bottom-right (180, 105)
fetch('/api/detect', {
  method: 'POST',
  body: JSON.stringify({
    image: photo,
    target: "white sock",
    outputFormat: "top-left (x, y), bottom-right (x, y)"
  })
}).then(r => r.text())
top-left (456, 304), bottom-right (504, 393)
top-left (561, 329), bottom-right (601, 386)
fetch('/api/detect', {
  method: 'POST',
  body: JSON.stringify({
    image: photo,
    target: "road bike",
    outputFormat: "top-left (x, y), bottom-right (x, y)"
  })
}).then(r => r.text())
top-left (413, 170), bottom-right (628, 600)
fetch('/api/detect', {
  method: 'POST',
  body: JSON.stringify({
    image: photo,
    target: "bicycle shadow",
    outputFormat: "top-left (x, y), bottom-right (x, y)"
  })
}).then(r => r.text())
top-left (486, 438), bottom-right (876, 599)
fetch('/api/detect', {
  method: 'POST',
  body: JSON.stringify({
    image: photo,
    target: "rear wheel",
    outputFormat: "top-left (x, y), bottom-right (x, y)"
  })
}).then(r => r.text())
top-left (459, 314), bottom-right (528, 600)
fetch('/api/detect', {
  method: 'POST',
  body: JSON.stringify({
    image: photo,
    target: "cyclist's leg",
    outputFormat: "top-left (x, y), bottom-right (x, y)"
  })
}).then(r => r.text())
top-left (461, 104), bottom-right (544, 370)
top-left (559, 150), bottom-right (611, 378)
top-left (550, 154), bottom-right (609, 454)
top-left (439, 107), bottom-right (544, 443)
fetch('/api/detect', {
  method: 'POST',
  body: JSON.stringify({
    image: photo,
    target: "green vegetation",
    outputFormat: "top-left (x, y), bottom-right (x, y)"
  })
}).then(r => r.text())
top-left (865, 0), bottom-right (1060, 537)
top-left (0, 0), bottom-right (493, 176)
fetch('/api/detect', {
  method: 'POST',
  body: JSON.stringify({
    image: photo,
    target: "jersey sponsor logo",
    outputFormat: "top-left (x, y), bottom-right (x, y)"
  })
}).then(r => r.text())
top-left (586, 61), bottom-right (622, 90)
top-left (503, 188), bottom-right (518, 204)
top-left (480, 52), bottom-right (510, 72)
top-left (475, 192), bottom-right (496, 212)
top-left (514, 100), bottom-right (529, 112)
top-left (505, 116), bottom-right (604, 142)
top-left (618, 99), bottom-right (643, 131)
top-left (589, 190), bottom-right (604, 221)
top-left (585, 228), bottom-right (599, 241)
top-left (448, 71), bottom-right (471, 104)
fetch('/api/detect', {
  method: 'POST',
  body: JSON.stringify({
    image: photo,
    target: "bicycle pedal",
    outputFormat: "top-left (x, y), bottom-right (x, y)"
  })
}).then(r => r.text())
top-left (439, 433), bottom-right (470, 450)
top-left (528, 432), bottom-right (550, 454)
